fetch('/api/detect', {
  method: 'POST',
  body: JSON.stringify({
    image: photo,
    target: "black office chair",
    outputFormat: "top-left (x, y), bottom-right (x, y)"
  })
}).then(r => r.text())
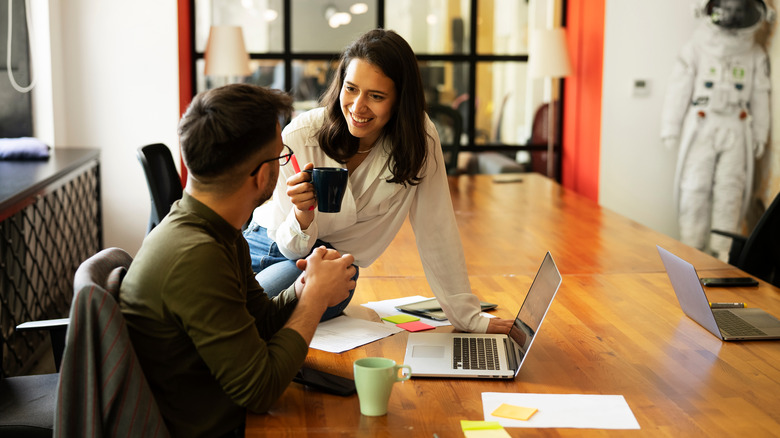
top-left (427, 104), bottom-right (463, 175)
top-left (0, 329), bottom-right (60, 437)
top-left (1, 305), bottom-right (68, 436)
top-left (712, 190), bottom-right (780, 287)
top-left (137, 143), bottom-right (183, 234)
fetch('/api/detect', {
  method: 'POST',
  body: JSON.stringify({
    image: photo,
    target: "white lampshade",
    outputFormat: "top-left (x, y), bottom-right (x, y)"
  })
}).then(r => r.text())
top-left (529, 28), bottom-right (572, 79)
top-left (204, 26), bottom-right (251, 77)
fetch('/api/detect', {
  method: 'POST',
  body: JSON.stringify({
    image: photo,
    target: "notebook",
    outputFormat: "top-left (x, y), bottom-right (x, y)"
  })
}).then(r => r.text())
top-left (395, 297), bottom-right (497, 321)
top-left (657, 245), bottom-right (780, 341)
top-left (402, 252), bottom-right (561, 378)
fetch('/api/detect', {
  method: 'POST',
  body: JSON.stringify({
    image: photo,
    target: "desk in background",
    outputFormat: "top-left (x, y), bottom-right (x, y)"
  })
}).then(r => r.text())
top-left (247, 173), bottom-right (780, 437)
top-left (0, 148), bottom-right (102, 376)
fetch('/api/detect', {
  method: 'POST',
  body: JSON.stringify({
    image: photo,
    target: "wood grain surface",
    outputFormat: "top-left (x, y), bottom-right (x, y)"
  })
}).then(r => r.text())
top-left (246, 174), bottom-right (780, 437)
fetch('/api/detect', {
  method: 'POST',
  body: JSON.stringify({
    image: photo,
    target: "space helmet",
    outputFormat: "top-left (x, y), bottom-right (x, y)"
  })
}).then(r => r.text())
top-left (695, 0), bottom-right (775, 30)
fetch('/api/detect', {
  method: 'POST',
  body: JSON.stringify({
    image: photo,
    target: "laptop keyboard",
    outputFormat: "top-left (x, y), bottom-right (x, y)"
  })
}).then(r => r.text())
top-left (714, 311), bottom-right (767, 336)
top-left (453, 337), bottom-right (500, 370)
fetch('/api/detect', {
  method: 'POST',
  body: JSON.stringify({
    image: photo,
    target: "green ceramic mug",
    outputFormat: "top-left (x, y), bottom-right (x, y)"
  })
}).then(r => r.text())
top-left (353, 357), bottom-right (412, 416)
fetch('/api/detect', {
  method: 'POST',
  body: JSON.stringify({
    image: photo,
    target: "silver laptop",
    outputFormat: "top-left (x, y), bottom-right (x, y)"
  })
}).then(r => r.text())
top-left (403, 252), bottom-right (561, 378)
top-left (657, 245), bottom-right (780, 341)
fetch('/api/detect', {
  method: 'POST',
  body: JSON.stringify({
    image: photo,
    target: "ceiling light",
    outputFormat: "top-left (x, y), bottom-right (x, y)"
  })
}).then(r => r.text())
top-left (325, 6), bottom-right (352, 28)
top-left (350, 3), bottom-right (369, 14)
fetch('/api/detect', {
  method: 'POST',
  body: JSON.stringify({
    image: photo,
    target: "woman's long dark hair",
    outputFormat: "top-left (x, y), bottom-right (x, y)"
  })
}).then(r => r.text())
top-left (317, 29), bottom-right (428, 186)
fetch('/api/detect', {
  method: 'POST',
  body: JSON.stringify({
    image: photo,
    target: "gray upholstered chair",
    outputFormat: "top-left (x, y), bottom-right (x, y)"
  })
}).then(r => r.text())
top-left (54, 248), bottom-right (169, 437)
top-left (2, 248), bottom-right (169, 437)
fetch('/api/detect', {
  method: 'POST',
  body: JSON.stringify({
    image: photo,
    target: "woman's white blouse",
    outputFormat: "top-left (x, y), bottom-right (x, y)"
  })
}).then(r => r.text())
top-left (252, 107), bottom-right (489, 333)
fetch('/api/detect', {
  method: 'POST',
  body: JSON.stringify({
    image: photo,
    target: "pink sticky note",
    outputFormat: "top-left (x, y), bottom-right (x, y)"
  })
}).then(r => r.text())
top-left (397, 321), bottom-right (435, 332)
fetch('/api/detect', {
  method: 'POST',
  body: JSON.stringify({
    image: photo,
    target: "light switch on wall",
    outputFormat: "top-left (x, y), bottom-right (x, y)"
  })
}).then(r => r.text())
top-left (632, 79), bottom-right (651, 97)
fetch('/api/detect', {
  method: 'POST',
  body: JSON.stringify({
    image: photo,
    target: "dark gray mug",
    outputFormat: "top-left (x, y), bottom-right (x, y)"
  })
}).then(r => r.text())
top-left (302, 167), bottom-right (348, 213)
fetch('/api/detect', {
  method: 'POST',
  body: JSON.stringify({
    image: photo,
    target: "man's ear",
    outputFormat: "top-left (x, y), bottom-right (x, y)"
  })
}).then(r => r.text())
top-left (251, 162), bottom-right (270, 189)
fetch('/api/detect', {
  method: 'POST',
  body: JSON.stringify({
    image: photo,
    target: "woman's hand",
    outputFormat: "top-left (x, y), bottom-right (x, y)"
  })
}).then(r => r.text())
top-left (486, 317), bottom-right (513, 334)
top-left (287, 162), bottom-right (316, 229)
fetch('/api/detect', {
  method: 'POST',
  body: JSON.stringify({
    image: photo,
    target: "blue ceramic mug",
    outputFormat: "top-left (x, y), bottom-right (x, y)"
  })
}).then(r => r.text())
top-left (302, 167), bottom-right (348, 213)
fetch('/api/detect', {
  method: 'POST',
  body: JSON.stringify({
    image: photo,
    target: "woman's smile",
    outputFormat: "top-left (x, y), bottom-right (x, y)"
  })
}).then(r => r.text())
top-left (340, 58), bottom-right (397, 148)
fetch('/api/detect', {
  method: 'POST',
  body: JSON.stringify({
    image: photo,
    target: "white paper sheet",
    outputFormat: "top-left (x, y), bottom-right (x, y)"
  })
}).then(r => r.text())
top-left (481, 393), bottom-right (640, 430)
top-left (361, 295), bottom-right (455, 327)
top-left (309, 315), bottom-right (404, 353)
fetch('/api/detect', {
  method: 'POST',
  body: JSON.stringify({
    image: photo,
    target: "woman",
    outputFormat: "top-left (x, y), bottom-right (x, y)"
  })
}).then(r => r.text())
top-left (244, 29), bottom-right (511, 333)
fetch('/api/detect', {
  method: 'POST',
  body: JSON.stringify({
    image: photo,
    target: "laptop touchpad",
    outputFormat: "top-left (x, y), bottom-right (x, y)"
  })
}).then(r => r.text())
top-left (412, 345), bottom-right (445, 358)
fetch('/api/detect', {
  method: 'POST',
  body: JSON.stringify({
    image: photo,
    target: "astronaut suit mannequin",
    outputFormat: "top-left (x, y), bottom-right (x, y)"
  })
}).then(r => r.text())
top-left (661, 0), bottom-right (773, 261)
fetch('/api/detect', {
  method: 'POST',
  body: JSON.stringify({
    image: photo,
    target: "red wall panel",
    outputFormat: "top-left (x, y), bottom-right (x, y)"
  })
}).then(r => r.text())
top-left (562, 0), bottom-right (604, 202)
top-left (177, 0), bottom-right (191, 183)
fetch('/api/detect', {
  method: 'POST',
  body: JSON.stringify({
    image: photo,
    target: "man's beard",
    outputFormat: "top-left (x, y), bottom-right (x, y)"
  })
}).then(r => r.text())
top-left (254, 168), bottom-right (278, 208)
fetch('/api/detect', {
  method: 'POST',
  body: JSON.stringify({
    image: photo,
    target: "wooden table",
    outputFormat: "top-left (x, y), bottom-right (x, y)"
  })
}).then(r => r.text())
top-left (246, 173), bottom-right (780, 437)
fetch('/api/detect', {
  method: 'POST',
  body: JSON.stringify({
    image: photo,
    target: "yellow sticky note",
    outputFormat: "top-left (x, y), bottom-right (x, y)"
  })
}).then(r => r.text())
top-left (463, 429), bottom-right (511, 438)
top-left (381, 314), bottom-right (419, 324)
top-left (491, 403), bottom-right (538, 421)
top-left (460, 420), bottom-right (503, 430)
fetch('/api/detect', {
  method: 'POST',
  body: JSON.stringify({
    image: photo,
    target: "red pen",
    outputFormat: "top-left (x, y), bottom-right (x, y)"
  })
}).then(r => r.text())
top-left (291, 154), bottom-right (301, 173)
top-left (290, 155), bottom-right (315, 211)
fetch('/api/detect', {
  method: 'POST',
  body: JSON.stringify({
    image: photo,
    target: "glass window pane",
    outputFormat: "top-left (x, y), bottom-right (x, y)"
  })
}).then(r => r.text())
top-left (419, 61), bottom-right (470, 145)
top-left (291, 0), bottom-right (377, 53)
top-left (291, 60), bottom-right (339, 115)
top-left (385, 0), bottom-right (470, 55)
top-left (196, 59), bottom-right (285, 93)
top-left (474, 62), bottom-right (528, 145)
top-left (477, 0), bottom-right (529, 55)
top-left (195, 0), bottom-right (284, 53)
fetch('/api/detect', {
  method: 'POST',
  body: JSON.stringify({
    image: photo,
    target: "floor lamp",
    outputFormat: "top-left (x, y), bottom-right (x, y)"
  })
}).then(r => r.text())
top-left (529, 28), bottom-right (572, 179)
top-left (204, 26), bottom-right (251, 88)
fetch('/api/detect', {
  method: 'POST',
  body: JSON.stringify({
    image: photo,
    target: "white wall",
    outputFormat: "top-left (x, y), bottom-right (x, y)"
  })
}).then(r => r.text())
top-left (36, 1), bottom-right (180, 255)
top-left (600, 0), bottom-right (698, 238)
top-left (601, 0), bottom-right (779, 239)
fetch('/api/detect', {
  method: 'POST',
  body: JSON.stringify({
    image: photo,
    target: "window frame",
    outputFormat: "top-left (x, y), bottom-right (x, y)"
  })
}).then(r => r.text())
top-left (186, 0), bottom-right (566, 177)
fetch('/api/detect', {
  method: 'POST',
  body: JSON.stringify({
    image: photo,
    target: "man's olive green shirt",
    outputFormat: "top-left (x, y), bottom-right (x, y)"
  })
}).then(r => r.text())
top-left (120, 193), bottom-right (308, 437)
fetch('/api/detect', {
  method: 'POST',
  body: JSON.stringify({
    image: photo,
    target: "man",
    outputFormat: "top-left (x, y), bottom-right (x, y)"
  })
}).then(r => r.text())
top-left (120, 84), bottom-right (356, 437)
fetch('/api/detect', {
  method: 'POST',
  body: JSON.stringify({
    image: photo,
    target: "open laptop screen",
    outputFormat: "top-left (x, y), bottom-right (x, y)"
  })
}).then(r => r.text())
top-left (509, 252), bottom-right (562, 373)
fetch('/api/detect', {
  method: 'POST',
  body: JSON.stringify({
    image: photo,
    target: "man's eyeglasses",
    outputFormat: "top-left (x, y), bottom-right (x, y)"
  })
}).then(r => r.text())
top-left (250, 144), bottom-right (294, 176)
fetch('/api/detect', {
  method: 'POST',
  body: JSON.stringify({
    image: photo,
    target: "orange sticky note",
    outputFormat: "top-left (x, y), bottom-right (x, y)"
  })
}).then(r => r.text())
top-left (491, 403), bottom-right (538, 421)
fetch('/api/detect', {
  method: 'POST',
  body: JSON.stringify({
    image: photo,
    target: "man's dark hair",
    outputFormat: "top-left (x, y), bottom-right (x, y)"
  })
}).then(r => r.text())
top-left (178, 84), bottom-right (293, 185)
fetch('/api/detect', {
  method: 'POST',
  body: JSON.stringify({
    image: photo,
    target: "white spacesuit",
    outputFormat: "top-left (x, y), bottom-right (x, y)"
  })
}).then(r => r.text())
top-left (661, 0), bottom-right (773, 261)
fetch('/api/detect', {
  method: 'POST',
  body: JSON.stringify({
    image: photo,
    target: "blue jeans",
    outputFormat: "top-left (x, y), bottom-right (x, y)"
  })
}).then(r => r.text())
top-left (243, 222), bottom-right (357, 321)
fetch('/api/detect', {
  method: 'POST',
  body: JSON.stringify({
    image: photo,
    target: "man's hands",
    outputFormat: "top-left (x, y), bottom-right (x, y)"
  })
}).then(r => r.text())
top-left (286, 246), bottom-right (355, 344)
top-left (295, 246), bottom-right (355, 308)
top-left (287, 162), bottom-right (316, 229)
